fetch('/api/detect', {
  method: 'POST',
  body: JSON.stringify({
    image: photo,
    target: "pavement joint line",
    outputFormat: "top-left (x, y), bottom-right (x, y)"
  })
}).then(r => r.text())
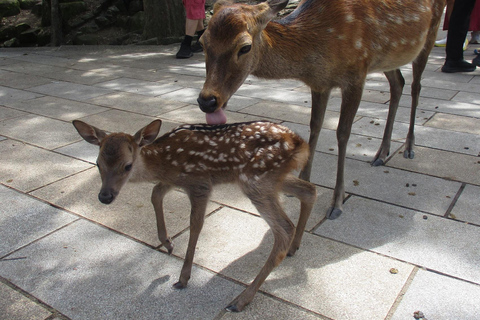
top-left (444, 182), bottom-right (467, 218)
top-left (384, 266), bottom-right (419, 320)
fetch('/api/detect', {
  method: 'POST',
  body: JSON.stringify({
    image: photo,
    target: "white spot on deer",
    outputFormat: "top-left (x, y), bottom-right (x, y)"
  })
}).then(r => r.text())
top-left (355, 39), bottom-right (362, 49)
top-left (209, 140), bottom-right (218, 147)
top-left (327, 27), bottom-right (335, 33)
top-left (345, 14), bottom-right (354, 23)
top-left (283, 142), bottom-right (290, 150)
top-left (231, 147), bottom-right (236, 154)
top-left (176, 148), bottom-right (184, 153)
top-left (171, 160), bottom-right (178, 166)
top-left (240, 173), bottom-right (248, 182)
top-left (240, 143), bottom-right (246, 149)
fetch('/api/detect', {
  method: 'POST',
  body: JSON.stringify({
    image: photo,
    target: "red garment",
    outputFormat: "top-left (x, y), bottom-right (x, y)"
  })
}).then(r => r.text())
top-left (444, 0), bottom-right (480, 30)
top-left (183, 0), bottom-right (206, 20)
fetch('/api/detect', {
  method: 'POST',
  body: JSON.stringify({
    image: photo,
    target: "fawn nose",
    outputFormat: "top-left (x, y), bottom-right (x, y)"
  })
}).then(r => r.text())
top-left (197, 95), bottom-right (217, 113)
top-left (98, 190), bottom-right (115, 204)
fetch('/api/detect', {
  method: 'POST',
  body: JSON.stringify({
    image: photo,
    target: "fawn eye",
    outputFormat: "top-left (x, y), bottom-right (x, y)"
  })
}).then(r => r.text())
top-left (239, 45), bottom-right (251, 56)
top-left (125, 164), bottom-right (132, 172)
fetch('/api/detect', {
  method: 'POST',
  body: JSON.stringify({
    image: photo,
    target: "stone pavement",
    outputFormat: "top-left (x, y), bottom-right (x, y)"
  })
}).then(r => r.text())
top-left (1, 37), bottom-right (480, 319)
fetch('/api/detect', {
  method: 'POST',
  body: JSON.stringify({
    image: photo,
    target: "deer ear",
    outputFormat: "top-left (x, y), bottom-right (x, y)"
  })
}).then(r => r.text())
top-left (256, 0), bottom-right (288, 26)
top-left (213, 0), bottom-right (234, 13)
top-left (72, 120), bottom-right (106, 146)
top-left (134, 120), bottom-right (162, 147)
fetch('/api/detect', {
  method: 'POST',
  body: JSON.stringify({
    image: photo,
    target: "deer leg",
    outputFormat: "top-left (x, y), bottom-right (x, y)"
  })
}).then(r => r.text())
top-left (174, 183), bottom-right (212, 289)
top-left (300, 89), bottom-right (331, 182)
top-left (227, 188), bottom-right (295, 312)
top-left (281, 174), bottom-right (317, 256)
top-left (327, 81), bottom-right (364, 220)
top-left (151, 182), bottom-right (174, 253)
top-left (372, 69), bottom-right (405, 166)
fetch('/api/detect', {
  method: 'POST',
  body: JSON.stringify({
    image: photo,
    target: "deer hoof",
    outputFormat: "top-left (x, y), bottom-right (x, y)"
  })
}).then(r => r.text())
top-left (173, 281), bottom-right (187, 289)
top-left (371, 158), bottom-right (385, 166)
top-left (403, 149), bottom-right (415, 159)
top-left (287, 247), bottom-right (298, 257)
top-left (326, 207), bottom-right (343, 220)
top-left (225, 304), bottom-right (241, 312)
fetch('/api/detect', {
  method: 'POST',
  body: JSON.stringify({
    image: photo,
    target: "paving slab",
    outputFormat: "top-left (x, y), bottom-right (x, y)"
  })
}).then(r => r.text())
top-left (0, 105), bottom-right (28, 121)
top-left (424, 112), bottom-right (480, 134)
top-left (159, 104), bottom-right (260, 124)
top-left (28, 81), bottom-right (114, 102)
top-left (0, 86), bottom-right (43, 105)
top-left (30, 168), bottom-right (222, 248)
top-left (6, 96), bottom-right (108, 121)
top-left (452, 90), bottom-right (480, 105)
top-left (390, 269), bottom-right (480, 320)
top-left (0, 184), bottom-right (77, 257)
top-left (96, 78), bottom-right (183, 96)
top-left (388, 146), bottom-right (480, 185)
top-left (236, 84), bottom-right (312, 106)
top-left (315, 196), bottom-right (480, 284)
top-left (0, 219), bottom-right (242, 320)
top-left (0, 70), bottom-right (52, 89)
top-left (0, 282), bottom-right (52, 320)
top-left (399, 95), bottom-right (480, 118)
top-left (308, 152), bottom-right (460, 216)
top-left (173, 207), bottom-right (413, 320)
top-left (450, 184), bottom-right (480, 225)
top-left (0, 114), bottom-right (82, 149)
top-left (0, 139), bottom-right (92, 192)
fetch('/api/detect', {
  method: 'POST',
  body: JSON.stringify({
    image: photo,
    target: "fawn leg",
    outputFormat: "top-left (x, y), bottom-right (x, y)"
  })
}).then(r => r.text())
top-left (327, 79), bottom-right (364, 220)
top-left (300, 89), bottom-right (331, 182)
top-left (227, 188), bottom-right (294, 312)
top-left (173, 183), bottom-right (212, 289)
top-left (372, 69), bottom-right (405, 166)
top-left (151, 182), bottom-right (173, 253)
top-left (281, 174), bottom-right (317, 256)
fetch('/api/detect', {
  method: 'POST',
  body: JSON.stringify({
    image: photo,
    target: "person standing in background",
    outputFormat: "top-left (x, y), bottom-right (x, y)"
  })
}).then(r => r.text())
top-left (441, 0), bottom-right (478, 72)
top-left (176, 0), bottom-right (206, 59)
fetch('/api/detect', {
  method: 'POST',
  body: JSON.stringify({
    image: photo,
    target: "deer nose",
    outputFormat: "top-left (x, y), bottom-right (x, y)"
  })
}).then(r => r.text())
top-left (197, 95), bottom-right (217, 113)
top-left (98, 190), bottom-right (115, 204)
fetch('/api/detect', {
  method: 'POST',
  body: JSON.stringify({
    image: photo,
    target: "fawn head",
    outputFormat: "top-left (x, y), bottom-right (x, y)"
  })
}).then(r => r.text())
top-left (198, 0), bottom-right (288, 124)
top-left (72, 120), bottom-right (162, 204)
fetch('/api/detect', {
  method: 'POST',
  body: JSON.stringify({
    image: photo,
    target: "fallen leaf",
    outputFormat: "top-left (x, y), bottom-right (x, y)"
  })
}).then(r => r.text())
top-left (353, 180), bottom-right (359, 186)
top-left (390, 268), bottom-right (398, 274)
top-left (449, 213), bottom-right (457, 219)
top-left (408, 192), bottom-right (416, 196)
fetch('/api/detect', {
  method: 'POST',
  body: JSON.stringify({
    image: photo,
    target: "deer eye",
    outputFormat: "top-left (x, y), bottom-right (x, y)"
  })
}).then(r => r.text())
top-left (125, 164), bottom-right (132, 172)
top-left (239, 45), bottom-right (251, 56)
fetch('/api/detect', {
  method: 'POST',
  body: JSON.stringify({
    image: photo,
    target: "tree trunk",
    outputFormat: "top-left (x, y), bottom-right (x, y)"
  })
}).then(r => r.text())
top-left (143, 0), bottom-right (186, 44)
top-left (51, 0), bottom-right (62, 46)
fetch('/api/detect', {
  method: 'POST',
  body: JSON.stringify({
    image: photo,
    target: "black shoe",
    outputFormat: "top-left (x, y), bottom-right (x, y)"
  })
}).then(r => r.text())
top-left (441, 59), bottom-right (476, 73)
top-left (191, 41), bottom-right (203, 53)
top-left (176, 43), bottom-right (193, 59)
top-left (473, 55), bottom-right (480, 67)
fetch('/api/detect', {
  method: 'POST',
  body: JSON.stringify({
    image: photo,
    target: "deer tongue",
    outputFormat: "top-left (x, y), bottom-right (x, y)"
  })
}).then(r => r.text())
top-left (205, 108), bottom-right (227, 125)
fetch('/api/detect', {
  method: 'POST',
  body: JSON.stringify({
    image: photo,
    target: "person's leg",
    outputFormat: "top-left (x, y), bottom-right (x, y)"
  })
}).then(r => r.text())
top-left (442, 0), bottom-right (477, 72)
top-left (177, 0), bottom-right (206, 59)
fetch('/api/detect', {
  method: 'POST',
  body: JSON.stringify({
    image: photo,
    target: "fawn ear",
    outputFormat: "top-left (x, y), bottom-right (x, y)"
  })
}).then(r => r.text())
top-left (256, 0), bottom-right (288, 26)
top-left (213, 0), bottom-right (234, 13)
top-left (134, 119), bottom-right (162, 147)
top-left (72, 120), bottom-right (106, 146)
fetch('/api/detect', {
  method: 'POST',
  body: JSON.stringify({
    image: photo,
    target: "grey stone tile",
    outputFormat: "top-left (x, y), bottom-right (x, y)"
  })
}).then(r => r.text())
top-left (315, 196), bottom-right (480, 284)
top-left (96, 78), bottom-right (183, 96)
top-left (236, 84), bottom-right (312, 106)
top-left (0, 71), bottom-right (52, 89)
top-left (0, 114), bottom-right (81, 149)
top-left (450, 184), bottom-right (480, 225)
top-left (391, 269), bottom-right (480, 320)
top-left (159, 87), bottom-right (200, 105)
top-left (0, 184), bottom-right (77, 257)
top-left (28, 81), bottom-right (114, 102)
top-left (452, 90), bottom-right (480, 105)
top-left (399, 95), bottom-right (480, 118)
top-left (7, 96), bottom-right (108, 121)
top-left (388, 146), bottom-right (480, 185)
top-left (0, 105), bottom-right (28, 121)
top-left (174, 207), bottom-right (413, 320)
top-left (351, 116), bottom-right (410, 141)
top-left (0, 219), bottom-right (242, 320)
top-left (210, 184), bottom-right (333, 231)
top-left (285, 122), bottom-right (404, 163)
top-left (30, 168), bottom-right (221, 247)
top-left (308, 152), bottom-right (461, 216)
top-left (41, 68), bottom-right (119, 86)
top-left (414, 125), bottom-right (480, 156)
top-left (87, 92), bottom-right (187, 116)
top-left (0, 282), bottom-right (52, 320)
top-left (54, 140), bottom-right (98, 164)
top-left (0, 140), bottom-right (92, 192)
top-left (220, 293), bottom-right (324, 320)
top-left (425, 112), bottom-right (480, 134)
top-left (0, 86), bottom-right (43, 104)
top-left (160, 104), bottom-right (260, 124)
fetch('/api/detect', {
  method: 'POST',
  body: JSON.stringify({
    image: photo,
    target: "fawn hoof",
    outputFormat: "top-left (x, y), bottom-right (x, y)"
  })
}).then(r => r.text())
top-left (225, 304), bottom-right (241, 312)
top-left (371, 158), bottom-right (385, 166)
top-left (326, 207), bottom-right (343, 220)
top-left (403, 149), bottom-right (415, 159)
top-left (163, 238), bottom-right (174, 254)
top-left (173, 281), bottom-right (187, 289)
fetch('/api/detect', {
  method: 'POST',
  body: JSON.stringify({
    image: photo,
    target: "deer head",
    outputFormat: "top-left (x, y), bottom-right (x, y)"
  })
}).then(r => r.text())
top-left (72, 120), bottom-right (162, 204)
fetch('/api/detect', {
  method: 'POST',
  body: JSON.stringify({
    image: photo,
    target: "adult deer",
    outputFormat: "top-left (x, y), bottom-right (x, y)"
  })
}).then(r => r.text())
top-left (197, 0), bottom-right (445, 219)
top-left (73, 119), bottom-right (317, 312)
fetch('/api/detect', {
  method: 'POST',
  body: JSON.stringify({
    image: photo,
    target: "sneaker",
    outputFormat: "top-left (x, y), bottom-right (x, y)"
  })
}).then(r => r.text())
top-left (471, 31), bottom-right (480, 44)
top-left (435, 37), bottom-right (447, 47)
top-left (473, 55), bottom-right (480, 67)
top-left (441, 59), bottom-right (476, 73)
top-left (191, 41), bottom-right (203, 53)
top-left (176, 43), bottom-right (193, 59)
top-left (463, 38), bottom-right (469, 51)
